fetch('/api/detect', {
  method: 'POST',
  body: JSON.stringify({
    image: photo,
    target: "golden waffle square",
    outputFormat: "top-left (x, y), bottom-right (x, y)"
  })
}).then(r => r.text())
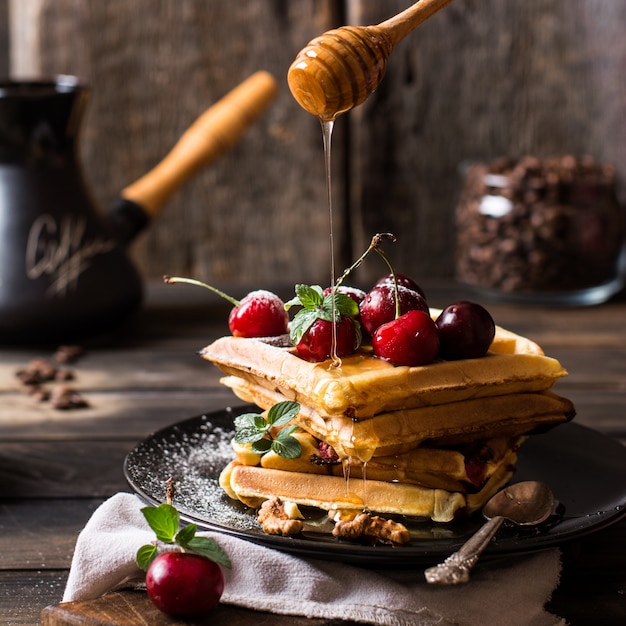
top-left (219, 455), bottom-right (517, 523)
top-left (230, 429), bottom-right (526, 493)
top-left (220, 374), bottom-right (574, 459)
top-left (201, 325), bottom-right (567, 419)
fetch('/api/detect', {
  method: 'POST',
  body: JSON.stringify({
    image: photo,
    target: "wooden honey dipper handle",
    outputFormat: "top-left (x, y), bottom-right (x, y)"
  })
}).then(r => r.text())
top-left (121, 70), bottom-right (278, 218)
top-left (379, 0), bottom-right (456, 46)
top-left (288, 0), bottom-right (454, 119)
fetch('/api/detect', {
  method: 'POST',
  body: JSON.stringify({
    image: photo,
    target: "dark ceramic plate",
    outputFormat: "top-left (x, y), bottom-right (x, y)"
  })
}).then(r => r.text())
top-left (124, 406), bottom-right (626, 567)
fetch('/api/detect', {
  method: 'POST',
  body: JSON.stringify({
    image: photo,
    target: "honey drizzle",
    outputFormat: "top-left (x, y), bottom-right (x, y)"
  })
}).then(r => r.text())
top-left (342, 455), bottom-right (351, 493)
top-left (322, 118), bottom-right (367, 510)
top-left (321, 118), bottom-right (341, 369)
top-left (361, 459), bottom-right (368, 510)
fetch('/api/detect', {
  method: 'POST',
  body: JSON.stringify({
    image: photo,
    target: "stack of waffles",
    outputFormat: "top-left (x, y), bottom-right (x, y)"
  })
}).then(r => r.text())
top-left (201, 319), bottom-right (574, 523)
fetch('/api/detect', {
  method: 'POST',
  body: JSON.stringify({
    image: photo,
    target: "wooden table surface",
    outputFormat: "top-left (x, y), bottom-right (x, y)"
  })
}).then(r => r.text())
top-left (1, 281), bottom-right (625, 625)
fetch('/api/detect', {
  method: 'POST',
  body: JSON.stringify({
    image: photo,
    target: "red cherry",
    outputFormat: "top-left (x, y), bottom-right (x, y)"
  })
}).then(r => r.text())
top-left (375, 273), bottom-right (427, 300)
top-left (228, 290), bottom-right (289, 338)
top-left (164, 277), bottom-right (288, 339)
top-left (145, 552), bottom-right (224, 617)
top-left (435, 301), bottom-right (495, 360)
top-left (372, 310), bottom-right (440, 366)
top-left (359, 284), bottom-right (429, 336)
top-left (296, 315), bottom-right (357, 362)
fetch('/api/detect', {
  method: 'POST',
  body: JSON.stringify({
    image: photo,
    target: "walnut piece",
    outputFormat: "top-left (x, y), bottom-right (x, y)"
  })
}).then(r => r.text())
top-left (332, 512), bottom-right (410, 545)
top-left (257, 497), bottom-right (303, 536)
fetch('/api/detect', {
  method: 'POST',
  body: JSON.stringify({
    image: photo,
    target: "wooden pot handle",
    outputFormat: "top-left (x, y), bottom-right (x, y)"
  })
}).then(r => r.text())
top-left (120, 70), bottom-right (278, 217)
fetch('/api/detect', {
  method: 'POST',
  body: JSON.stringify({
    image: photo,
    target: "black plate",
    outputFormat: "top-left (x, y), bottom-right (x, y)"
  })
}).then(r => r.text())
top-left (124, 406), bottom-right (626, 567)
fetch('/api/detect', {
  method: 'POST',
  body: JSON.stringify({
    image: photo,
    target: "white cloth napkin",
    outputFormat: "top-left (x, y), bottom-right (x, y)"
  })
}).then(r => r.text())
top-left (63, 493), bottom-right (565, 625)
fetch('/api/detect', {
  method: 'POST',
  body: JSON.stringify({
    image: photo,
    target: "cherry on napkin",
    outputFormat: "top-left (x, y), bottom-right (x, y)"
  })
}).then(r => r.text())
top-left (63, 493), bottom-right (565, 626)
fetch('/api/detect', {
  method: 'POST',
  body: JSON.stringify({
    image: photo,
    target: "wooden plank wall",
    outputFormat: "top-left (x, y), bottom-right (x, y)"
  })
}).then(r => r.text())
top-left (8, 0), bottom-right (626, 289)
top-left (0, 0), bottom-right (7, 76)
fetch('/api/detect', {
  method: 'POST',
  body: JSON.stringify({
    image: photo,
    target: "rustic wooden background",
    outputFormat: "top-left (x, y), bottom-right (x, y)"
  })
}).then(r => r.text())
top-left (0, 1), bottom-right (7, 77)
top-left (6, 0), bottom-right (626, 290)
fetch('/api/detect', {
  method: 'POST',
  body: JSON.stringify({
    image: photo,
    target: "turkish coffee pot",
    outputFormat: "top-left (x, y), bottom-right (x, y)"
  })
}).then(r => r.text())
top-left (0, 72), bottom-right (277, 345)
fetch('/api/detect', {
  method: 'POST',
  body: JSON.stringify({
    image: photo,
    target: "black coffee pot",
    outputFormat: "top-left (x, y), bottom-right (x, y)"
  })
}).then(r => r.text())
top-left (0, 72), bottom-right (277, 345)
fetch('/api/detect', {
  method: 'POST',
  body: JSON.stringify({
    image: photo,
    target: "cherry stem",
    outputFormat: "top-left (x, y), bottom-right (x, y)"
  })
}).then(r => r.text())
top-left (165, 477), bottom-right (175, 505)
top-left (371, 238), bottom-right (401, 319)
top-left (163, 275), bottom-right (241, 307)
top-left (334, 232), bottom-right (400, 318)
top-left (334, 232), bottom-right (397, 291)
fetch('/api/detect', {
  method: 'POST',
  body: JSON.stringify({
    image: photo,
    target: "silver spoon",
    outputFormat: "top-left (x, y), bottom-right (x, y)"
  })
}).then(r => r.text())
top-left (424, 481), bottom-right (555, 585)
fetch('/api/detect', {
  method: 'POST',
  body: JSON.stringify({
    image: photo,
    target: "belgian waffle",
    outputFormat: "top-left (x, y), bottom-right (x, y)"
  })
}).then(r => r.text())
top-left (201, 326), bottom-right (567, 419)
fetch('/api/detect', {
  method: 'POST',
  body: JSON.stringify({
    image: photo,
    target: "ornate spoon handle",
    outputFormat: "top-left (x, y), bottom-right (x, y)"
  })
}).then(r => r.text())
top-left (424, 516), bottom-right (505, 585)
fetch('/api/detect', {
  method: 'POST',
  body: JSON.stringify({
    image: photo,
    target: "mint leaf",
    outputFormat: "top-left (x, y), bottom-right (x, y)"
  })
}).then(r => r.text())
top-left (234, 412), bottom-right (268, 444)
top-left (234, 412), bottom-right (267, 430)
top-left (289, 283), bottom-right (362, 347)
top-left (273, 425), bottom-right (303, 459)
top-left (186, 537), bottom-right (232, 568)
top-left (137, 491), bottom-right (233, 570)
top-left (175, 523), bottom-right (197, 546)
top-left (285, 284), bottom-right (324, 310)
top-left (314, 300), bottom-right (334, 322)
top-left (266, 401), bottom-right (300, 427)
top-left (289, 309), bottom-right (320, 345)
top-left (272, 436), bottom-right (302, 459)
top-left (234, 424), bottom-right (266, 444)
top-left (141, 504), bottom-right (179, 543)
top-left (276, 423), bottom-right (300, 438)
top-left (251, 437), bottom-right (273, 454)
top-left (136, 543), bottom-right (158, 571)
top-left (233, 402), bottom-right (302, 459)
top-left (331, 292), bottom-right (360, 317)
top-left (319, 292), bottom-right (359, 321)
top-left (296, 284), bottom-right (324, 308)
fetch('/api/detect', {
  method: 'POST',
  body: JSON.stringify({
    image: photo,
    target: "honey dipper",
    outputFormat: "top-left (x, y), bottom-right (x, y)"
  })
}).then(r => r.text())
top-left (287, 0), bottom-right (455, 120)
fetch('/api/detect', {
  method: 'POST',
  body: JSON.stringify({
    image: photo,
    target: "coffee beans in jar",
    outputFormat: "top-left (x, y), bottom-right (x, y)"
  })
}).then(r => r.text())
top-left (455, 155), bottom-right (625, 305)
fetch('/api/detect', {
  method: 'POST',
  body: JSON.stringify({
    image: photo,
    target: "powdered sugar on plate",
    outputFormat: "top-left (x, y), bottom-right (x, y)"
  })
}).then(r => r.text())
top-left (124, 406), bottom-right (258, 531)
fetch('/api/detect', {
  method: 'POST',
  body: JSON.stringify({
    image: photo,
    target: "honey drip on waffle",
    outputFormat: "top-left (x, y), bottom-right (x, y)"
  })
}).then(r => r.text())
top-left (361, 459), bottom-right (369, 509)
top-left (340, 455), bottom-right (365, 508)
top-left (342, 455), bottom-right (351, 492)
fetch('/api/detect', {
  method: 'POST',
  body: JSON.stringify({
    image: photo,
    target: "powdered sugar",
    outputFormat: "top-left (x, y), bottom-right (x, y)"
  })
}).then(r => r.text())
top-left (244, 289), bottom-right (283, 305)
top-left (125, 408), bottom-right (258, 531)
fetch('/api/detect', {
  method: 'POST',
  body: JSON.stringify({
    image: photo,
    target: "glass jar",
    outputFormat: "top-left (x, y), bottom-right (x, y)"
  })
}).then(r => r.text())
top-left (455, 155), bottom-right (625, 306)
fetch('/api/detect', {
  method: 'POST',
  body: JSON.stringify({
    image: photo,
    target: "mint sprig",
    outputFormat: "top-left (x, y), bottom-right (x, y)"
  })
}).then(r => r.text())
top-left (136, 502), bottom-right (232, 571)
top-left (285, 284), bottom-right (360, 346)
top-left (234, 401), bottom-right (302, 459)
